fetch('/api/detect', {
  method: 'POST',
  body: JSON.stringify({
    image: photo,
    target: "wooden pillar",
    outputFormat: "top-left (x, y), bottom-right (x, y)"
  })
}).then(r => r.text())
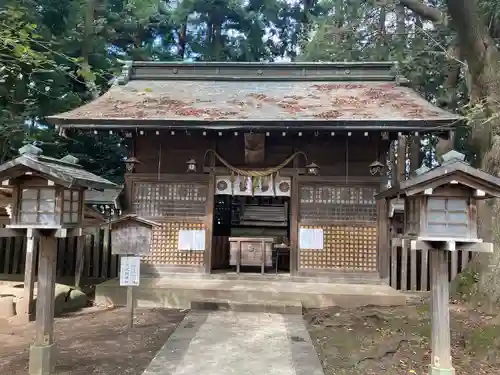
top-left (21, 229), bottom-right (37, 322)
top-left (377, 199), bottom-right (390, 283)
top-left (430, 250), bottom-right (454, 375)
top-left (409, 135), bottom-right (421, 173)
top-left (29, 235), bottom-right (57, 375)
top-left (390, 141), bottom-right (397, 185)
top-left (204, 172), bottom-right (215, 274)
top-left (74, 236), bottom-right (84, 287)
top-left (396, 135), bottom-right (407, 183)
top-left (289, 150), bottom-right (300, 276)
top-left (204, 147), bottom-right (216, 274)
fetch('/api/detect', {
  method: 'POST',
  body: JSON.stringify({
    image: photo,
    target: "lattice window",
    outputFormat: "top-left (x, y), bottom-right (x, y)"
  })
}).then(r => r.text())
top-left (300, 225), bottom-right (377, 271)
top-left (426, 198), bottom-right (469, 237)
top-left (133, 182), bottom-right (207, 218)
top-left (299, 185), bottom-right (377, 222)
top-left (62, 189), bottom-right (81, 223)
top-left (20, 188), bottom-right (57, 225)
top-left (142, 221), bottom-right (205, 265)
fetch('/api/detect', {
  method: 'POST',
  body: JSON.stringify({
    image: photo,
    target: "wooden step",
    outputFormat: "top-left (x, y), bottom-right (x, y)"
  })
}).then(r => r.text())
top-left (190, 299), bottom-right (303, 315)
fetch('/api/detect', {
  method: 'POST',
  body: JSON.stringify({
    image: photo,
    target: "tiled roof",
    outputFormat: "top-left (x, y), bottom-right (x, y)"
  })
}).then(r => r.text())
top-left (48, 62), bottom-right (461, 129)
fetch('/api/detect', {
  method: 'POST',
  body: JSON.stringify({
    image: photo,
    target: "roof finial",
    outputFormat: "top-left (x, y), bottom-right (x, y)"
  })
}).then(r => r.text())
top-left (441, 150), bottom-right (466, 165)
top-left (18, 144), bottom-right (43, 156)
top-left (60, 155), bottom-right (80, 165)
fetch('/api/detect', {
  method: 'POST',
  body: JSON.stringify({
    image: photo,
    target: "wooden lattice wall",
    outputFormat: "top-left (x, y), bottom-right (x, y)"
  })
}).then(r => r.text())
top-left (299, 224), bottom-right (377, 271)
top-left (132, 181), bottom-right (207, 218)
top-left (298, 183), bottom-right (378, 271)
top-left (142, 221), bottom-right (205, 266)
top-left (129, 179), bottom-right (208, 267)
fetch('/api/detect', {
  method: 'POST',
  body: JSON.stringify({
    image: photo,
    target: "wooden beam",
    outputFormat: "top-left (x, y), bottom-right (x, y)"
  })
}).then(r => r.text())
top-left (29, 235), bottom-right (57, 375)
top-left (21, 229), bottom-right (38, 323)
top-left (409, 239), bottom-right (492, 253)
top-left (0, 228), bottom-right (25, 238)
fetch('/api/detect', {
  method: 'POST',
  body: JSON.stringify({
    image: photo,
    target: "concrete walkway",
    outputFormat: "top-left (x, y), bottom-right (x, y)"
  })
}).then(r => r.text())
top-left (142, 311), bottom-right (325, 375)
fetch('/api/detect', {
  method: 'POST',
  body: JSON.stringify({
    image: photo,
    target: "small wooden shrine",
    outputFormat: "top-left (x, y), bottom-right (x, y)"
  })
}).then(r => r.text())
top-left (47, 61), bottom-right (461, 283)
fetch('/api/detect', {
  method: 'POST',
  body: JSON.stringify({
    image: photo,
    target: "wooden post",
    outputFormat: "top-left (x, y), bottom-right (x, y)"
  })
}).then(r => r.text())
top-left (74, 236), bottom-right (84, 288)
top-left (204, 170), bottom-right (215, 274)
top-left (396, 135), bottom-right (407, 183)
top-left (127, 284), bottom-right (134, 329)
top-left (21, 229), bottom-right (37, 323)
top-left (289, 148), bottom-right (300, 276)
top-left (29, 235), bottom-right (57, 375)
top-left (429, 249), bottom-right (454, 375)
top-left (377, 198), bottom-right (390, 283)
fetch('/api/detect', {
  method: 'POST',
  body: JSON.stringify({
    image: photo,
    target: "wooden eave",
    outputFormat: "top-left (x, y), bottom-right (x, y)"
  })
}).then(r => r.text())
top-left (376, 161), bottom-right (500, 200)
top-left (47, 61), bottom-right (463, 131)
top-left (0, 154), bottom-right (120, 191)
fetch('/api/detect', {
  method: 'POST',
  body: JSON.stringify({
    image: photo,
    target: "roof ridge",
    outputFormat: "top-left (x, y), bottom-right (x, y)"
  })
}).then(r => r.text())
top-left (116, 60), bottom-right (400, 83)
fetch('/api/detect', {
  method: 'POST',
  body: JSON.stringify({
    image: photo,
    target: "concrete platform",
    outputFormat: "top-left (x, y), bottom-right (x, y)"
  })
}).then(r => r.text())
top-left (95, 274), bottom-right (407, 309)
top-left (142, 311), bottom-right (324, 375)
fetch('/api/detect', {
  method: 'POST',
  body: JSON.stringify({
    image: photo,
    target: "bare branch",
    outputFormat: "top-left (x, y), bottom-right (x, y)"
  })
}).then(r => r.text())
top-left (398, 0), bottom-right (444, 24)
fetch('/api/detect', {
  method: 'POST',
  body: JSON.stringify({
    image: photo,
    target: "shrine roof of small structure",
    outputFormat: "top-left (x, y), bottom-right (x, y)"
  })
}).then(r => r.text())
top-left (0, 145), bottom-right (121, 191)
top-left (104, 213), bottom-right (159, 228)
top-left (84, 187), bottom-right (123, 208)
top-left (376, 160), bottom-right (500, 200)
top-left (47, 61), bottom-right (462, 132)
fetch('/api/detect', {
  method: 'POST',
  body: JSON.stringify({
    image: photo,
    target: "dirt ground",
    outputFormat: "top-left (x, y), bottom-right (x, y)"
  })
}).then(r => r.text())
top-left (0, 307), bottom-right (186, 375)
top-left (305, 299), bottom-right (500, 375)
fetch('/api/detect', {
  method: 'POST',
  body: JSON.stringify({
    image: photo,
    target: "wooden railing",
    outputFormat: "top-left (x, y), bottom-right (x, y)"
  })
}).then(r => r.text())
top-left (0, 228), bottom-right (119, 281)
top-left (389, 240), bottom-right (472, 292)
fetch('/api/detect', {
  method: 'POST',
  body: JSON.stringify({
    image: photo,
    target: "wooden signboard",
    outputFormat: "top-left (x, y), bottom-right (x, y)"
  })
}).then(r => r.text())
top-left (108, 215), bottom-right (158, 255)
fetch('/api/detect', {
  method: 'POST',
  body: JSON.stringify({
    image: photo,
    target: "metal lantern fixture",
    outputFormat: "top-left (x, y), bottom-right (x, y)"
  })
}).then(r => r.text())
top-left (186, 158), bottom-right (197, 173)
top-left (124, 156), bottom-right (140, 173)
top-left (306, 162), bottom-right (320, 176)
top-left (369, 160), bottom-right (385, 176)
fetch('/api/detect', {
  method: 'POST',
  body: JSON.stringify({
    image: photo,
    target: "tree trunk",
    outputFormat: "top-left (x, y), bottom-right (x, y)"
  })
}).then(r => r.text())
top-left (397, 0), bottom-right (500, 304)
top-left (178, 19), bottom-right (188, 60)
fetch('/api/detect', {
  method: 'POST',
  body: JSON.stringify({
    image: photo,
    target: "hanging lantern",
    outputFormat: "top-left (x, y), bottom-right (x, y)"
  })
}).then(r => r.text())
top-left (124, 156), bottom-right (140, 173)
top-left (306, 162), bottom-right (320, 176)
top-left (186, 158), bottom-right (197, 173)
top-left (369, 160), bottom-right (385, 176)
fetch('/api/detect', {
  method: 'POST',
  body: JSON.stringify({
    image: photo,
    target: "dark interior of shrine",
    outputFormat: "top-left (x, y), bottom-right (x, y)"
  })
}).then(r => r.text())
top-left (211, 195), bottom-right (291, 273)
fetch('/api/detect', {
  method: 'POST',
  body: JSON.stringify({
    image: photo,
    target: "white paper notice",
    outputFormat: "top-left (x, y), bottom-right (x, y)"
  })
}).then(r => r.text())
top-left (120, 256), bottom-right (141, 286)
top-left (178, 229), bottom-right (206, 251)
top-left (299, 228), bottom-right (324, 250)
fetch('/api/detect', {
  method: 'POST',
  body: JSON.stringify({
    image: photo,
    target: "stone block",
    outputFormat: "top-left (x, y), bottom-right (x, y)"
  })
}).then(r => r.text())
top-left (29, 343), bottom-right (56, 375)
top-left (0, 295), bottom-right (16, 318)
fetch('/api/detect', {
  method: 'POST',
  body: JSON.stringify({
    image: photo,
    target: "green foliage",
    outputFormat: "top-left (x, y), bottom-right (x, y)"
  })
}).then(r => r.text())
top-left (0, 0), bottom-right (472, 181)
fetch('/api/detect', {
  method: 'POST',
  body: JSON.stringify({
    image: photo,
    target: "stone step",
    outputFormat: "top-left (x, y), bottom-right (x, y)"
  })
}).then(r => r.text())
top-left (190, 299), bottom-right (303, 315)
top-left (140, 267), bottom-right (384, 285)
top-left (96, 277), bottom-right (406, 310)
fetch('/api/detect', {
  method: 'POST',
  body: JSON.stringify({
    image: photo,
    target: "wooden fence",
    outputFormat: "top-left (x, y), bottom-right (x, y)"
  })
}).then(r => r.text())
top-left (0, 228), bottom-right (119, 281)
top-left (389, 242), bottom-right (472, 292)
top-left (1, 229), bottom-right (472, 292)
